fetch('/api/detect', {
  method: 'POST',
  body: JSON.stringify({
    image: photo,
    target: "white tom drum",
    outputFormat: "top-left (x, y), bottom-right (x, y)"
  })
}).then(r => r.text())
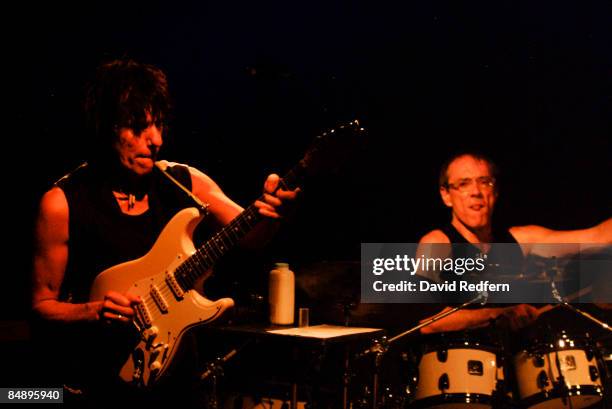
top-left (412, 336), bottom-right (506, 409)
top-left (513, 331), bottom-right (604, 409)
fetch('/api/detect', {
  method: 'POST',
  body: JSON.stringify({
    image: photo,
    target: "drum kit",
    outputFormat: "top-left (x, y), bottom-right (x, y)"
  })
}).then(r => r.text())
top-left (342, 258), bottom-right (612, 409)
top-left (206, 257), bottom-right (611, 409)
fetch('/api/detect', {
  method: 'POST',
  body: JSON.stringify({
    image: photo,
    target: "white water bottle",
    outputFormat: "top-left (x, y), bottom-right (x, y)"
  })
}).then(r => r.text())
top-left (269, 262), bottom-right (295, 325)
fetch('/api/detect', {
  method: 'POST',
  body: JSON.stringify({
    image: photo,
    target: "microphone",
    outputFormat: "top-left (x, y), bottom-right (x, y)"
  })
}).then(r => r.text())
top-left (200, 348), bottom-right (238, 380)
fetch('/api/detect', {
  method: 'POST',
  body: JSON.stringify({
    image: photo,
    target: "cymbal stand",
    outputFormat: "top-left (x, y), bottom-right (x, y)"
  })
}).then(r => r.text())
top-left (547, 265), bottom-right (612, 333)
top-left (560, 302), bottom-right (612, 333)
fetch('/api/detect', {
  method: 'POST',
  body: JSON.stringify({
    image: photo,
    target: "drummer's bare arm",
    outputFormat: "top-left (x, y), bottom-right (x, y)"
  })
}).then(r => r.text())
top-left (415, 231), bottom-right (452, 282)
top-left (420, 304), bottom-right (539, 334)
top-left (416, 232), bottom-right (499, 333)
top-left (419, 307), bottom-right (494, 333)
top-left (510, 218), bottom-right (612, 256)
top-left (418, 229), bottom-right (451, 245)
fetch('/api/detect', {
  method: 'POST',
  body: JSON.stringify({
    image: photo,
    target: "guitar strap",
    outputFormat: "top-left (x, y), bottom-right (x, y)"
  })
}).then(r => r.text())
top-left (155, 161), bottom-right (210, 214)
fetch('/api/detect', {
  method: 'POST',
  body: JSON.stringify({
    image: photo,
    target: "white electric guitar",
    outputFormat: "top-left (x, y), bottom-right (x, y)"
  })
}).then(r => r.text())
top-left (88, 120), bottom-right (364, 388)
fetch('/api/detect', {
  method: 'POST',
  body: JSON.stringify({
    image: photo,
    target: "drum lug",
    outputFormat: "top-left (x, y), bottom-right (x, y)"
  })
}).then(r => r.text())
top-left (537, 370), bottom-right (549, 389)
top-left (589, 365), bottom-right (600, 382)
top-left (586, 348), bottom-right (595, 362)
top-left (436, 349), bottom-right (448, 363)
top-left (438, 373), bottom-right (449, 391)
top-left (533, 354), bottom-right (545, 368)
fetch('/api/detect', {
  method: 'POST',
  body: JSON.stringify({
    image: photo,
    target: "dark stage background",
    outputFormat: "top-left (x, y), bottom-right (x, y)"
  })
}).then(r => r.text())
top-left (4, 1), bottom-right (611, 321)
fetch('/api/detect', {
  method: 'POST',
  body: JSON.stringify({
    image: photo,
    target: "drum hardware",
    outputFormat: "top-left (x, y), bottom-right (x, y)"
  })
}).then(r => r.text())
top-left (589, 365), bottom-right (600, 382)
top-left (200, 340), bottom-right (251, 409)
top-left (438, 373), bottom-right (449, 391)
top-left (436, 348), bottom-right (448, 363)
top-left (511, 258), bottom-right (610, 409)
top-left (552, 343), bottom-right (573, 409)
top-left (537, 370), bottom-right (549, 389)
top-left (354, 291), bottom-right (490, 408)
top-left (544, 256), bottom-right (612, 334)
top-left (557, 302), bottom-right (612, 335)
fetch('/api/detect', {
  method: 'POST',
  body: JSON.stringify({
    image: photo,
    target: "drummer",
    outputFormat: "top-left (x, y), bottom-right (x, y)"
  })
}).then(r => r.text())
top-left (416, 151), bottom-right (611, 333)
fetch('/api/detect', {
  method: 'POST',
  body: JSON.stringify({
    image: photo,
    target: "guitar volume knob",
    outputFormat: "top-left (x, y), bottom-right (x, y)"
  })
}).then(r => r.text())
top-left (145, 326), bottom-right (159, 340)
top-left (149, 361), bottom-right (162, 373)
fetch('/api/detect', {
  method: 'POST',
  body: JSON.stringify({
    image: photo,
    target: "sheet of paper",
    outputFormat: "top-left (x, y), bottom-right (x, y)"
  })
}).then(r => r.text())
top-left (266, 324), bottom-right (382, 339)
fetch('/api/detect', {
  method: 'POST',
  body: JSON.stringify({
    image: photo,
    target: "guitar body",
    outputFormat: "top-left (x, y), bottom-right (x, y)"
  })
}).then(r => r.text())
top-left (89, 207), bottom-right (234, 388)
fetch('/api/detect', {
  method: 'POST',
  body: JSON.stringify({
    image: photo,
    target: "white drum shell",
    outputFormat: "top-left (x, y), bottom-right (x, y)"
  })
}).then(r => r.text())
top-left (514, 347), bottom-right (603, 409)
top-left (414, 348), bottom-right (503, 408)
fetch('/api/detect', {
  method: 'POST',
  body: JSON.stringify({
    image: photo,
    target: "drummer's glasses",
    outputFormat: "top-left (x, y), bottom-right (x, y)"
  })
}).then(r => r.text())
top-left (445, 176), bottom-right (496, 193)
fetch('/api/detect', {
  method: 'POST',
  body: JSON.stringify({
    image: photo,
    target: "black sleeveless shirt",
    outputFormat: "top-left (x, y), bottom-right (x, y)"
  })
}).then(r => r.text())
top-left (413, 224), bottom-right (528, 349)
top-left (439, 223), bottom-right (525, 304)
top-left (440, 223), bottom-right (524, 273)
top-left (55, 162), bottom-right (200, 303)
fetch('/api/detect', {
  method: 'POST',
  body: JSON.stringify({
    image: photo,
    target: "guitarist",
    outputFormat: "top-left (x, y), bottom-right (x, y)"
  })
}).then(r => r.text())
top-left (31, 59), bottom-right (298, 406)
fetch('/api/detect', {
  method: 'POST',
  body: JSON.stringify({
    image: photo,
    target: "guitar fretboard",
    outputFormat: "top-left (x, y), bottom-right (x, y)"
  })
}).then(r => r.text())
top-left (174, 166), bottom-right (302, 290)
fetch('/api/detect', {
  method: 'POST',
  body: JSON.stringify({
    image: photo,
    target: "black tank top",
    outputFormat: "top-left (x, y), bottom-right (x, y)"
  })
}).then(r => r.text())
top-left (438, 223), bottom-right (525, 305)
top-left (440, 223), bottom-right (524, 275)
top-left (55, 162), bottom-right (200, 302)
top-left (414, 224), bottom-right (528, 349)
top-left (33, 162), bottom-right (213, 391)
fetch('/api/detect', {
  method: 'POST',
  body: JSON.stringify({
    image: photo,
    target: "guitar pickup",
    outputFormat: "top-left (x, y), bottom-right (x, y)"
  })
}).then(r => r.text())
top-left (150, 285), bottom-right (169, 313)
top-left (165, 271), bottom-right (185, 299)
top-left (135, 301), bottom-right (153, 328)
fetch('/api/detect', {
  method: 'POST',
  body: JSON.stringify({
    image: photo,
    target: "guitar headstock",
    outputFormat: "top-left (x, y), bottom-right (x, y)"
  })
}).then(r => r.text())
top-left (292, 119), bottom-right (366, 183)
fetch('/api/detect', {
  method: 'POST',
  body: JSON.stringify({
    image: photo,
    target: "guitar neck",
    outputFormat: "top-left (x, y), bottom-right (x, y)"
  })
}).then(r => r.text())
top-left (174, 165), bottom-right (304, 289)
top-left (172, 119), bottom-right (362, 289)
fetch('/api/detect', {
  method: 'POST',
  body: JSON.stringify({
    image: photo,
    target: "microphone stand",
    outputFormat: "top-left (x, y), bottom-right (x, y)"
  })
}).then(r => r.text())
top-left (389, 290), bottom-right (489, 345)
top-left (545, 259), bottom-right (611, 409)
top-left (200, 340), bottom-right (251, 409)
top-left (355, 291), bottom-right (489, 409)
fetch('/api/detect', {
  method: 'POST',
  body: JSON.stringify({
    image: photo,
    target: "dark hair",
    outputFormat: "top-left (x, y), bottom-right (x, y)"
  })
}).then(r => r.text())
top-left (438, 150), bottom-right (499, 188)
top-left (84, 59), bottom-right (171, 156)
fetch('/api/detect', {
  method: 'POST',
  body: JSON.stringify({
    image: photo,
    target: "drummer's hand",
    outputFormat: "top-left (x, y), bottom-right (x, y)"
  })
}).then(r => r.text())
top-left (499, 304), bottom-right (539, 331)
